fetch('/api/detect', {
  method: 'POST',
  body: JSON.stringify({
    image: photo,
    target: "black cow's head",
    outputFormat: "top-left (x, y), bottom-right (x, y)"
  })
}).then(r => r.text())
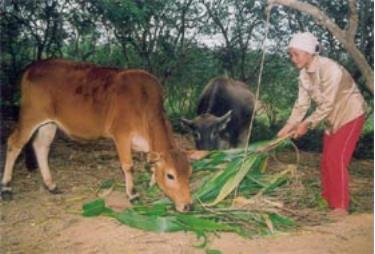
top-left (181, 110), bottom-right (232, 150)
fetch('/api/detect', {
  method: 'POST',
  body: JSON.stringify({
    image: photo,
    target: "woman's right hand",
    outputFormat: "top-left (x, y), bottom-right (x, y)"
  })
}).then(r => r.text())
top-left (277, 124), bottom-right (296, 138)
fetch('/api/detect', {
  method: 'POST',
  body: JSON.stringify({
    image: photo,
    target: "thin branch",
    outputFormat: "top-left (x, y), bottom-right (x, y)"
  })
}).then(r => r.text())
top-left (268, 0), bottom-right (346, 39)
top-left (347, 0), bottom-right (358, 40)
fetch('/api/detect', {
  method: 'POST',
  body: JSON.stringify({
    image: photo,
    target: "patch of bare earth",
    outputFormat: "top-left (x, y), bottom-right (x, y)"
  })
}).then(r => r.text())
top-left (0, 128), bottom-right (373, 254)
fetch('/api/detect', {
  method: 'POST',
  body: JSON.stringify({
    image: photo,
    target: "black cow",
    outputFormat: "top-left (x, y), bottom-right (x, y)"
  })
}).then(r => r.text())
top-left (182, 77), bottom-right (256, 150)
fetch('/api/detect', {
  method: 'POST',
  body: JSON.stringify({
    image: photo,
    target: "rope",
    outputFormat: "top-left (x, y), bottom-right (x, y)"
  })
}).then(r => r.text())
top-left (243, 6), bottom-right (273, 156)
top-left (234, 5), bottom-right (274, 198)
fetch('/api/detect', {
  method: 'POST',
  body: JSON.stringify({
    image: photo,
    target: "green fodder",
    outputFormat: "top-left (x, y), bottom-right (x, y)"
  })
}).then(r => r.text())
top-left (82, 138), bottom-right (298, 240)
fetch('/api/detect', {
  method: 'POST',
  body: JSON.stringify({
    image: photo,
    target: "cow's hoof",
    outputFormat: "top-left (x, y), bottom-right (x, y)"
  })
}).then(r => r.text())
top-left (48, 186), bottom-right (62, 194)
top-left (1, 190), bottom-right (13, 201)
top-left (128, 192), bottom-right (140, 201)
top-left (44, 184), bottom-right (62, 194)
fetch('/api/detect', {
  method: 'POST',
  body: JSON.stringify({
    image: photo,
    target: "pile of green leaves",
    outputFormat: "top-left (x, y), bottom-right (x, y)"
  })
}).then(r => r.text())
top-left (82, 138), bottom-right (296, 240)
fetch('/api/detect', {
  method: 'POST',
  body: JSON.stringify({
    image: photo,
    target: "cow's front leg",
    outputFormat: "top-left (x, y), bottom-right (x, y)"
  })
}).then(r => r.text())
top-left (122, 163), bottom-right (139, 200)
top-left (114, 136), bottom-right (139, 201)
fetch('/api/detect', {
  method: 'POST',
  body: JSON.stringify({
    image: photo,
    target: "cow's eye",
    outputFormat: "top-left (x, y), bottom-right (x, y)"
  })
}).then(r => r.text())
top-left (166, 173), bottom-right (175, 180)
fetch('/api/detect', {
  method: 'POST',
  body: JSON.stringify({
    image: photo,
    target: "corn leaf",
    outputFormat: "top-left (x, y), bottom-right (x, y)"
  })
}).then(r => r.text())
top-left (81, 138), bottom-right (297, 239)
top-left (132, 203), bottom-right (169, 216)
top-left (82, 199), bottom-right (113, 217)
top-left (206, 249), bottom-right (223, 254)
top-left (176, 213), bottom-right (240, 233)
top-left (206, 154), bottom-right (259, 206)
top-left (268, 213), bottom-right (295, 228)
top-left (112, 209), bottom-right (182, 232)
top-left (193, 159), bottom-right (243, 202)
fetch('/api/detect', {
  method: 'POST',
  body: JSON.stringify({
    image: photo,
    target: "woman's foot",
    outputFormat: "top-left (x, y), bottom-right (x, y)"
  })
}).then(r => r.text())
top-left (328, 208), bottom-right (348, 219)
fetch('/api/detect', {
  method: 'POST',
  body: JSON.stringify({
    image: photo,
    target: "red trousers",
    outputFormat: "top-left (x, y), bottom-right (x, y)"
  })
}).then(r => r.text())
top-left (320, 115), bottom-right (366, 209)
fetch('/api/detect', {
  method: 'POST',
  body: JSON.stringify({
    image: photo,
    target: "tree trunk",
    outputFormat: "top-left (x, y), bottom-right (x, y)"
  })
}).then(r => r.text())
top-left (268, 0), bottom-right (373, 94)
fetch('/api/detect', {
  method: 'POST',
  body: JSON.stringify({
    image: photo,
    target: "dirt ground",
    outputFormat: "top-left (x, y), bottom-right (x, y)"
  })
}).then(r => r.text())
top-left (0, 130), bottom-right (373, 254)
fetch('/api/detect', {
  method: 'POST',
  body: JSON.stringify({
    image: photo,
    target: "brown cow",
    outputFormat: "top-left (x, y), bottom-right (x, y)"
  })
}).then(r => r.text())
top-left (1, 59), bottom-right (192, 212)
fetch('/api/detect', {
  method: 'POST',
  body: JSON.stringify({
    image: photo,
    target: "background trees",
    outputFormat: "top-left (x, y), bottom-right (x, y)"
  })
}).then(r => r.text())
top-left (0, 0), bottom-right (373, 157)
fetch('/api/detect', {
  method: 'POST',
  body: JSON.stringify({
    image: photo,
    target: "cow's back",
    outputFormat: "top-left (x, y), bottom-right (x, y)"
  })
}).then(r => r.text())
top-left (197, 77), bottom-right (254, 128)
top-left (20, 59), bottom-right (163, 140)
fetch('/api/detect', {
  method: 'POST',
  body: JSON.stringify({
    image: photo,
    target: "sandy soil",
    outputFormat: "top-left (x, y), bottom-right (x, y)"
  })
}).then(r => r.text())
top-left (0, 131), bottom-right (373, 254)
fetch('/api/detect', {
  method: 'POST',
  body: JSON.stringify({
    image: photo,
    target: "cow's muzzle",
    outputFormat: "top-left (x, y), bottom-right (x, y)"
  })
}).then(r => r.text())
top-left (176, 202), bottom-right (193, 212)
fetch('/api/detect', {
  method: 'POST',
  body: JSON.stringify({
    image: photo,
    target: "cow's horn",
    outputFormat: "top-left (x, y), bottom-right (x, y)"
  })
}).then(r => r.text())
top-left (218, 110), bottom-right (232, 122)
top-left (180, 118), bottom-right (194, 129)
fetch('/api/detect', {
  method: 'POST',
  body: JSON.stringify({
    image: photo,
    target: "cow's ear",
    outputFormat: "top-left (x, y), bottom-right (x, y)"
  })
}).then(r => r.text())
top-left (217, 110), bottom-right (232, 131)
top-left (184, 150), bottom-right (209, 161)
top-left (147, 152), bottom-right (162, 164)
top-left (180, 118), bottom-right (195, 131)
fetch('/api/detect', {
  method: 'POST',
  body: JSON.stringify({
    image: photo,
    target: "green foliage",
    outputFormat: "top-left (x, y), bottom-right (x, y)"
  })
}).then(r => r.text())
top-left (193, 139), bottom-right (294, 204)
top-left (206, 249), bottom-right (222, 254)
top-left (206, 250), bottom-right (222, 254)
top-left (82, 200), bottom-right (242, 234)
top-left (1, 0), bottom-right (373, 156)
top-left (82, 199), bottom-right (113, 217)
top-left (82, 139), bottom-right (296, 239)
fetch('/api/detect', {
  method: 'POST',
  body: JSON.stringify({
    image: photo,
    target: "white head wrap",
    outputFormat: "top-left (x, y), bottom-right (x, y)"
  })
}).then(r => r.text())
top-left (288, 32), bottom-right (320, 54)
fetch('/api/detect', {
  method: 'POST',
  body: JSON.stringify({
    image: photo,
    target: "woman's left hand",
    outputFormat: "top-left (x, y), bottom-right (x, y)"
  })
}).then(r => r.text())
top-left (293, 121), bottom-right (310, 139)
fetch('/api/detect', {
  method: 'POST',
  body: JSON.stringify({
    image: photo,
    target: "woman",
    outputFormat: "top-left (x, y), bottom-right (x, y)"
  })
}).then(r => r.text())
top-left (277, 32), bottom-right (367, 216)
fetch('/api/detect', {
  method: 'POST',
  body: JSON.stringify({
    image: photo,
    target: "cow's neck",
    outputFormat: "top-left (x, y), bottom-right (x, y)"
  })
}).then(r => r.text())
top-left (150, 131), bottom-right (176, 155)
top-left (149, 115), bottom-right (177, 155)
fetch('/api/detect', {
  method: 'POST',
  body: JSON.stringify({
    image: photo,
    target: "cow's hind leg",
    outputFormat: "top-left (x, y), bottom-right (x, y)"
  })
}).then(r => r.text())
top-left (113, 135), bottom-right (139, 200)
top-left (1, 129), bottom-right (24, 200)
top-left (1, 120), bottom-right (48, 200)
top-left (32, 123), bottom-right (59, 193)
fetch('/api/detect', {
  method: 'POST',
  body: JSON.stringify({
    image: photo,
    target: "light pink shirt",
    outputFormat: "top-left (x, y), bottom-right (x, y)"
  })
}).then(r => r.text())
top-left (287, 56), bottom-right (367, 134)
